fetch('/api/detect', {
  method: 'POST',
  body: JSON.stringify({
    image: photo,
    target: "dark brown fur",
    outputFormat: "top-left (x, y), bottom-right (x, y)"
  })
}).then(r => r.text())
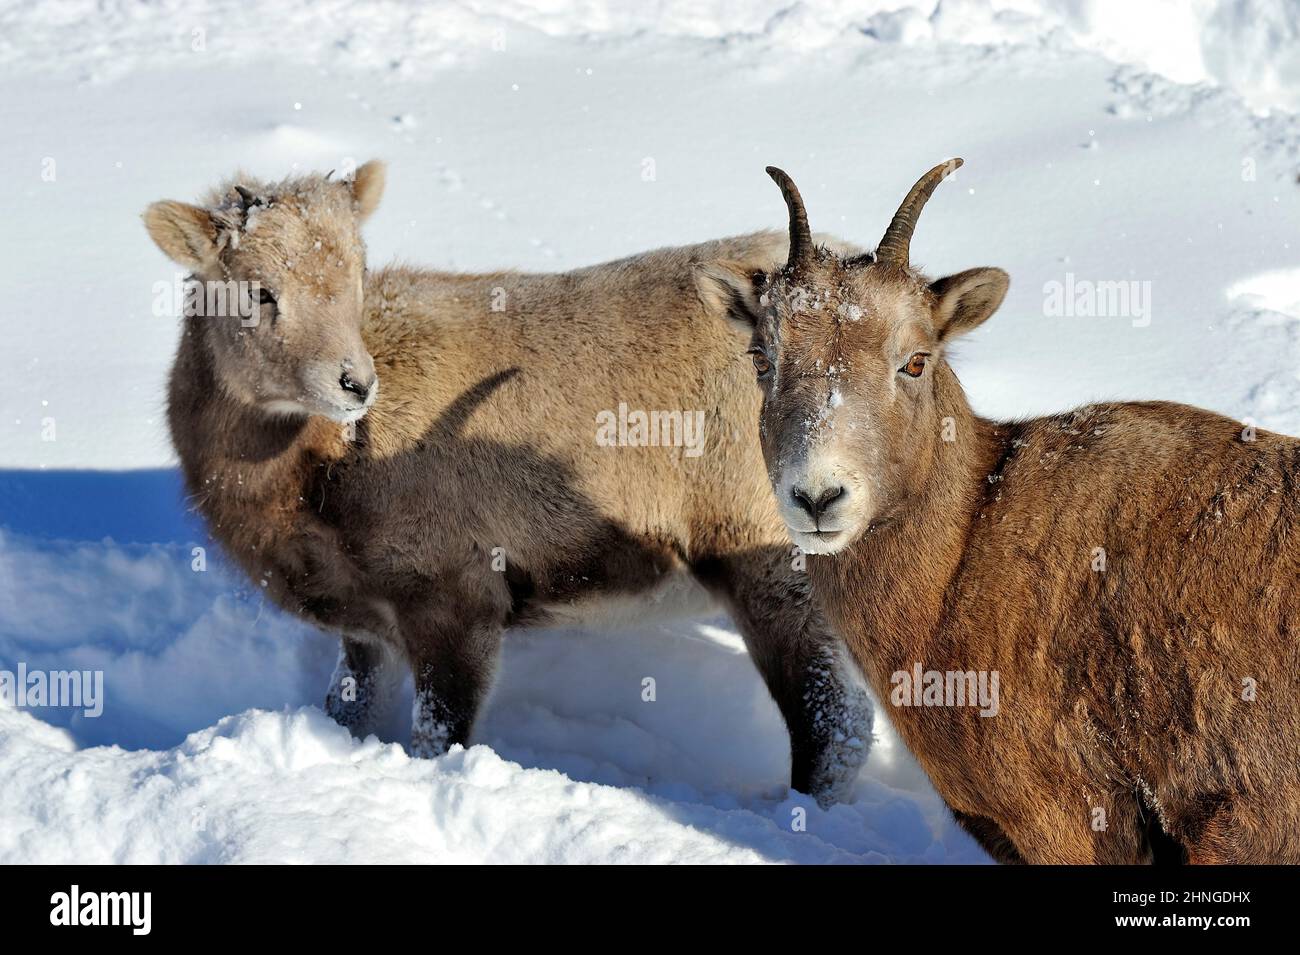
top-left (713, 163), bottom-right (1300, 861)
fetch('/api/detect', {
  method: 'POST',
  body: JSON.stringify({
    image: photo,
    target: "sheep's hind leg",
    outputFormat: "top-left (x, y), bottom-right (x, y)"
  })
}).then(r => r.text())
top-left (782, 638), bottom-right (874, 808)
top-left (400, 606), bottom-right (506, 758)
top-left (325, 636), bottom-right (404, 739)
top-left (695, 551), bottom-right (874, 808)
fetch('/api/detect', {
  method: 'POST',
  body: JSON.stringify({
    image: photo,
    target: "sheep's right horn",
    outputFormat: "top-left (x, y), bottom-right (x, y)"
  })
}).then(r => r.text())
top-left (876, 158), bottom-right (963, 268)
top-left (766, 166), bottom-right (813, 270)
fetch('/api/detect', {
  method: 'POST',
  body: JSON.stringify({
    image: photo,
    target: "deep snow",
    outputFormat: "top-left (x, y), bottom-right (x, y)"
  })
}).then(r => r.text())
top-left (2, 0), bottom-right (1299, 863)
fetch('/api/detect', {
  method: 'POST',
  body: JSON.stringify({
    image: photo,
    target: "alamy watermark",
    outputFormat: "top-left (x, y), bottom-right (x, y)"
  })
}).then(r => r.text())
top-left (0, 663), bottom-right (104, 718)
top-left (50, 886), bottom-right (150, 935)
top-left (152, 274), bottom-right (267, 326)
top-left (889, 663), bottom-right (1000, 717)
top-left (1044, 273), bottom-right (1151, 328)
top-left (595, 402), bottom-right (706, 458)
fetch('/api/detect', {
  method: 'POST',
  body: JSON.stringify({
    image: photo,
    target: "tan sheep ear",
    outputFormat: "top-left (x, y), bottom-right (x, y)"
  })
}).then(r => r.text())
top-left (350, 160), bottom-right (387, 221)
top-left (142, 201), bottom-right (219, 271)
top-left (930, 267), bottom-right (1009, 341)
top-left (695, 259), bottom-right (766, 333)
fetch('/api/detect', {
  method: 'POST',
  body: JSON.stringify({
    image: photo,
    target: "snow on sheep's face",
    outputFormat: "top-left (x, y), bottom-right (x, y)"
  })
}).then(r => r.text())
top-left (747, 256), bottom-right (952, 554)
top-left (700, 162), bottom-right (1008, 555)
top-left (144, 162), bottom-right (386, 423)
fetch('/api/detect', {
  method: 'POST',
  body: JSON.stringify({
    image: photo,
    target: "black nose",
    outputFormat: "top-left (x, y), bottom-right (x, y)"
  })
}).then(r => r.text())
top-left (791, 485), bottom-right (845, 522)
top-left (339, 372), bottom-right (373, 400)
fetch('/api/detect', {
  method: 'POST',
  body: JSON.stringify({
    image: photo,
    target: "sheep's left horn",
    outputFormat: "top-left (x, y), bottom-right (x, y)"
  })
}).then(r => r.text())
top-left (233, 185), bottom-right (263, 210)
top-left (766, 166), bottom-right (813, 270)
top-left (876, 158), bottom-right (963, 268)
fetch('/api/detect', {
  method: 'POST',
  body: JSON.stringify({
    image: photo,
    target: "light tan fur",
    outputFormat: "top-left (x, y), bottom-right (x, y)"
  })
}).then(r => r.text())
top-left (147, 165), bottom-right (874, 804)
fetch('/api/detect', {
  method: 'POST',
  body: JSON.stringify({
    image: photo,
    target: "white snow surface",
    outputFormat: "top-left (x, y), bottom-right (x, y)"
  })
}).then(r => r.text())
top-left (3, 0), bottom-right (1300, 863)
top-left (3, 1), bottom-right (1299, 112)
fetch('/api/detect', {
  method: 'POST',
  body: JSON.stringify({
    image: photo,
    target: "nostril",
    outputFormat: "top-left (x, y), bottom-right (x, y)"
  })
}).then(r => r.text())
top-left (339, 372), bottom-right (371, 399)
top-left (791, 486), bottom-right (817, 518)
top-left (816, 486), bottom-right (845, 513)
top-left (791, 485), bottom-right (846, 522)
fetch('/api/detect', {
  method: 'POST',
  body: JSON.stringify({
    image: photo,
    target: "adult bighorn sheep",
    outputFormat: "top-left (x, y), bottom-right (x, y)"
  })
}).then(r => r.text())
top-left (701, 158), bottom-right (1300, 862)
top-left (144, 163), bottom-right (872, 805)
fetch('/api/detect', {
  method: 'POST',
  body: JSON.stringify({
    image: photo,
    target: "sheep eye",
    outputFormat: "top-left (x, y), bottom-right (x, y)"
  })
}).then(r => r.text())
top-left (749, 349), bottom-right (772, 377)
top-left (900, 352), bottom-right (929, 377)
top-left (257, 287), bottom-right (277, 306)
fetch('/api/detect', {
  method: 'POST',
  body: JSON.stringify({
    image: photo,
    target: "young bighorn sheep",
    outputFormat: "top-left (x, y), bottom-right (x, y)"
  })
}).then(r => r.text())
top-left (703, 159), bottom-right (1300, 862)
top-left (144, 164), bottom-right (872, 805)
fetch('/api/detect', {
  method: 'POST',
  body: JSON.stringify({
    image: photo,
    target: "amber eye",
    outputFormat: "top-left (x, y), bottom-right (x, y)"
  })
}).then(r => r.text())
top-left (900, 352), bottom-right (929, 378)
top-left (751, 351), bottom-right (772, 376)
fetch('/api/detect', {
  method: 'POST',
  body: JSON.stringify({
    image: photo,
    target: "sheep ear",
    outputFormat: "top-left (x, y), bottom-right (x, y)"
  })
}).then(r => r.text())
top-left (930, 267), bottom-right (1009, 341)
top-left (695, 259), bottom-right (766, 333)
top-left (143, 201), bottom-right (219, 271)
top-left (350, 160), bottom-right (386, 221)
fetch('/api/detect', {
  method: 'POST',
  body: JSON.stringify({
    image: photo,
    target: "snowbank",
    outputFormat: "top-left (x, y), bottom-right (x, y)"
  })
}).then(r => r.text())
top-left (1, 705), bottom-right (812, 864)
top-left (2, 1), bottom-right (1298, 112)
top-left (0, 531), bottom-right (983, 864)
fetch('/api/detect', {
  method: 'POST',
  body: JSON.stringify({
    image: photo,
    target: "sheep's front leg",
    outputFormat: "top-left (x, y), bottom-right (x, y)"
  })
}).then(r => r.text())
top-left (950, 810), bottom-right (1024, 864)
top-left (325, 636), bottom-right (404, 739)
top-left (1001, 788), bottom-right (1150, 864)
top-left (399, 602), bottom-right (506, 758)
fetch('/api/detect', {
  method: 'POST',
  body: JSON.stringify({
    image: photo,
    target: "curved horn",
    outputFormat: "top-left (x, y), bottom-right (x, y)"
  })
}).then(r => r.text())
top-left (233, 185), bottom-right (262, 210)
top-left (875, 158), bottom-right (963, 268)
top-left (765, 166), bottom-right (813, 270)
